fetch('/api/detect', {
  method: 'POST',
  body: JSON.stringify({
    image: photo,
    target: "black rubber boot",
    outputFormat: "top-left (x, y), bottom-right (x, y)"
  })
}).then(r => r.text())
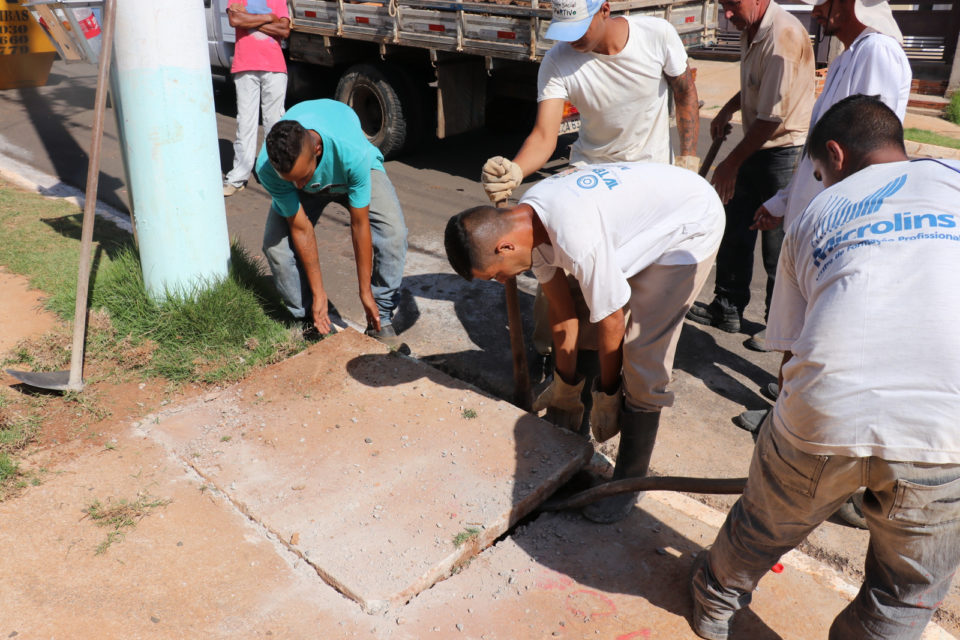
top-left (582, 409), bottom-right (660, 524)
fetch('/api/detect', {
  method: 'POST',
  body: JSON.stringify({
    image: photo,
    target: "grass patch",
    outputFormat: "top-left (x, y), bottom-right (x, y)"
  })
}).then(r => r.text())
top-left (452, 527), bottom-right (480, 547)
top-left (91, 245), bottom-right (302, 382)
top-left (0, 453), bottom-right (17, 482)
top-left (903, 128), bottom-right (960, 150)
top-left (461, 408), bottom-right (477, 419)
top-left (83, 493), bottom-right (171, 555)
top-left (0, 177), bottom-right (305, 384)
top-left (946, 91), bottom-right (960, 125)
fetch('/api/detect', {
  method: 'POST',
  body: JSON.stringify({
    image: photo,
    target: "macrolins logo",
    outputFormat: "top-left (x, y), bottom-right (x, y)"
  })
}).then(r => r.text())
top-left (813, 210), bottom-right (957, 267)
top-left (810, 174), bottom-right (907, 248)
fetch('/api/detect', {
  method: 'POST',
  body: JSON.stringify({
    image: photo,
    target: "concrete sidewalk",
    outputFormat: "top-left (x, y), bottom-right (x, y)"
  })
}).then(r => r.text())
top-left (1, 330), bottom-right (954, 639)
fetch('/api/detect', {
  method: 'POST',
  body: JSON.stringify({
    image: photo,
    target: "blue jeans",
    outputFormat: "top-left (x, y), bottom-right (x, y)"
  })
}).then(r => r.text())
top-left (692, 417), bottom-right (960, 639)
top-left (262, 169), bottom-right (408, 325)
top-left (712, 146), bottom-right (801, 318)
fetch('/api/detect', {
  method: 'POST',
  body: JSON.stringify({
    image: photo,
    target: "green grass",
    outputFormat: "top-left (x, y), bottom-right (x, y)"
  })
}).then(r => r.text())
top-left (461, 408), bottom-right (477, 419)
top-left (0, 178), bottom-right (305, 384)
top-left (946, 91), bottom-right (960, 125)
top-left (452, 527), bottom-right (480, 547)
top-left (903, 128), bottom-right (960, 150)
top-left (0, 413), bottom-right (40, 453)
top-left (84, 494), bottom-right (171, 555)
top-left (0, 453), bottom-right (17, 482)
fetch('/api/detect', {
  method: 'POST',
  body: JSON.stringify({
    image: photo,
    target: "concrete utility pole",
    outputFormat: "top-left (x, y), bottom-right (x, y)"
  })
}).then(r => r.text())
top-left (110, 0), bottom-right (230, 300)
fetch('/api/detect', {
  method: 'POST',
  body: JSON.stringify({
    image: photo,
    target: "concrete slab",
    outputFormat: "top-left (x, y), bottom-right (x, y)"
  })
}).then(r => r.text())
top-left (136, 329), bottom-right (592, 614)
top-left (396, 491), bottom-right (955, 640)
top-left (0, 435), bottom-right (371, 639)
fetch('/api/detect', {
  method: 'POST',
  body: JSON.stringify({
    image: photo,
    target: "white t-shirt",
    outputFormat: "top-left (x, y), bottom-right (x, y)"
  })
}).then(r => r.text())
top-left (767, 159), bottom-right (960, 463)
top-left (520, 162), bottom-right (724, 323)
top-left (764, 30), bottom-right (912, 226)
top-left (538, 15), bottom-right (688, 166)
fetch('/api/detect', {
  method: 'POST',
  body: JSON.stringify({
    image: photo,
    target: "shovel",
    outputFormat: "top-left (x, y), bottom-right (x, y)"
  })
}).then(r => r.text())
top-left (6, 0), bottom-right (117, 392)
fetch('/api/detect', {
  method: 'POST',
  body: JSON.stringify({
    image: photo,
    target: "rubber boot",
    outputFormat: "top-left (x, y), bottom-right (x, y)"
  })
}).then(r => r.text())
top-left (582, 409), bottom-right (660, 524)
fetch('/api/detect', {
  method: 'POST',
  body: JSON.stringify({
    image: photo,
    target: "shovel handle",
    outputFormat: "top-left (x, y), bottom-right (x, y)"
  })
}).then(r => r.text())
top-left (699, 136), bottom-right (725, 179)
top-left (497, 197), bottom-right (532, 411)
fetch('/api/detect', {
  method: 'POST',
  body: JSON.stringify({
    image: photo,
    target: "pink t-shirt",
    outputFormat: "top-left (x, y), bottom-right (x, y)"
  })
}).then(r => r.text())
top-left (229, 0), bottom-right (288, 74)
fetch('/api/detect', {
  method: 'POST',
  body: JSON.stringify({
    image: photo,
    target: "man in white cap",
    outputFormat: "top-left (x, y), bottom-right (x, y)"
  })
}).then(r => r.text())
top-left (690, 94), bottom-right (960, 640)
top-left (481, 0), bottom-right (700, 198)
top-left (479, 0), bottom-right (701, 398)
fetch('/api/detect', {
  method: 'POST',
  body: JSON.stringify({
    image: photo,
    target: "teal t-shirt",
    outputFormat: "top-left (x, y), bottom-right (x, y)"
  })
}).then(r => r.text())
top-left (255, 99), bottom-right (386, 216)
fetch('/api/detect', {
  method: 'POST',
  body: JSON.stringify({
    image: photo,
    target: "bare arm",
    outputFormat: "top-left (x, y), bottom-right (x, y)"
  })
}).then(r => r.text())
top-left (540, 269), bottom-right (579, 384)
top-left (512, 99), bottom-right (565, 177)
top-left (595, 309), bottom-right (624, 393)
top-left (665, 66), bottom-right (700, 157)
top-left (286, 207), bottom-right (330, 333)
top-left (258, 17), bottom-right (290, 38)
top-left (347, 204), bottom-right (380, 331)
top-left (227, 4), bottom-right (277, 29)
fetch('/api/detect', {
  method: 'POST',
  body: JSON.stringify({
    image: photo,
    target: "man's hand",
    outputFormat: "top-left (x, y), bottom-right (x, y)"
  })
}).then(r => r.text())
top-left (711, 155), bottom-right (740, 204)
top-left (674, 155), bottom-right (700, 173)
top-left (533, 372), bottom-right (585, 431)
top-left (481, 156), bottom-right (523, 204)
top-left (311, 293), bottom-right (332, 335)
top-left (750, 204), bottom-right (783, 231)
top-left (589, 379), bottom-right (622, 442)
top-left (710, 110), bottom-right (733, 143)
top-left (360, 289), bottom-right (380, 333)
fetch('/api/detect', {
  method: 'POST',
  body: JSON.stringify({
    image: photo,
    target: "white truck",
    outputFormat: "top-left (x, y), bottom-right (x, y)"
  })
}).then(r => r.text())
top-left (205, 0), bottom-right (718, 158)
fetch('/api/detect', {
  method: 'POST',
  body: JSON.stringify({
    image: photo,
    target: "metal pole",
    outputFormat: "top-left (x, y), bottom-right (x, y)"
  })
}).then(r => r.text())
top-left (111, 0), bottom-right (230, 300)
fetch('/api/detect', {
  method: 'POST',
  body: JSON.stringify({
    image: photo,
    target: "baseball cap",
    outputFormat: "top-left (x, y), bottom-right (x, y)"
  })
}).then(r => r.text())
top-left (545, 0), bottom-right (606, 42)
top-left (797, 0), bottom-right (903, 43)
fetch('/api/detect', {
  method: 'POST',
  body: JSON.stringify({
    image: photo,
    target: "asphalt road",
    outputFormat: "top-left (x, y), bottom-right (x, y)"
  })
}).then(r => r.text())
top-left (0, 59), bottom-right (749, 399)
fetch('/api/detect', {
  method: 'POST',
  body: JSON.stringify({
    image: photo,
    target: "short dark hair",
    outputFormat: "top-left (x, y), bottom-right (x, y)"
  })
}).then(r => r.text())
top-left (806, 94), bottom-right (905, 166)
top-left (444, 205), bottom-right (505, 280)
top-left (266, 120), bottom-right (310, 174)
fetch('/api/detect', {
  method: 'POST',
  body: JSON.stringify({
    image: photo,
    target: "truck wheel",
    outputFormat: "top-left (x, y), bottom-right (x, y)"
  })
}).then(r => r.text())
top-left (335, 64), bottom-right (412, 160)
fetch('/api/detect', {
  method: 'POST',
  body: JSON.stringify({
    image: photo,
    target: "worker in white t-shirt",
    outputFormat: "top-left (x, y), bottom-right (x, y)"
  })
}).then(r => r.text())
top-left (480, 0), bottom-right (701, 204)
top-left (691, 94), bottom-right (960, 640)
top-left (445, 163), bottom-right (724, 524)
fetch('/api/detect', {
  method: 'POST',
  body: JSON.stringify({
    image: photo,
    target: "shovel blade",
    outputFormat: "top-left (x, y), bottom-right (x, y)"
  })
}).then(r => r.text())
top-left (4, 369), bottom-right (83, 392)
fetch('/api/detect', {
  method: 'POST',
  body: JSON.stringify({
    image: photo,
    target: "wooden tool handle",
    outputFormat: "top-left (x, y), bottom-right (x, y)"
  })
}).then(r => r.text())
top-left (496, 197), bottom-right (532, 411)
top-left (699, 136), bottom-right (725, 179)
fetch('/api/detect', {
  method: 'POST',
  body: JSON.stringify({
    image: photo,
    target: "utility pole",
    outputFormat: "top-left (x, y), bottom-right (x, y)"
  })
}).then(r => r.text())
top-left (111, 0), bottom-right (231, 300)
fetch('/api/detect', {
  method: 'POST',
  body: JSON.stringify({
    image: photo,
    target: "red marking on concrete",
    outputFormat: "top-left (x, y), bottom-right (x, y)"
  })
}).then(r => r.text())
top-left (564, 589), bottom-right (617, 618)
top-left (771, 563), bottom-right (784, 573)
top-left (535, 569), bottom-right (575, 591)
top-left (617, 630), bottom-right (652, 639)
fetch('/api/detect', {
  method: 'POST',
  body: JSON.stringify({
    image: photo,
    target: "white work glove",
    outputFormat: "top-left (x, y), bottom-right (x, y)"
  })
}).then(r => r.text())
top-left (533, 372), bottom-right (585, 432)
top-left (674, 155), bottom-right (700, 173)
top-left (589, 379), bottom-right (622, 443)
top-left (481, 156), bottom-right (523, 203)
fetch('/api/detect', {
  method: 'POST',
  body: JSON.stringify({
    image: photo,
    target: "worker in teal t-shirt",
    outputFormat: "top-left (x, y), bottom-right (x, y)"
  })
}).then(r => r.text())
top-left (256, 99), bottom-right (408, 341)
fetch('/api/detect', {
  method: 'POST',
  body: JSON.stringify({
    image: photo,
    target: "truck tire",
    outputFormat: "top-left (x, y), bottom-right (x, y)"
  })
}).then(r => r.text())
top-left (335, 64), bottom-right (415, 160)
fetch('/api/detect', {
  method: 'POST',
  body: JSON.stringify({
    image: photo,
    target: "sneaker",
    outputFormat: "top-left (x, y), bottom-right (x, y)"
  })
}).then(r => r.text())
top-left (686, 300), bottom-right (741, 333)
top-left (223, 183), bottom-right (244, 197)
top-left (733, 408), bottom-right (770, 434)
top-left (761, 382), bottom-right (780, 402)
top-left (365, 323), bottom-right (411, 355)
top-left (834, 488), bottom-right (868, 529)
top-left (689, 551), bottom-right (733, 640)
top-left (744, 328), bottom-right (770, 352)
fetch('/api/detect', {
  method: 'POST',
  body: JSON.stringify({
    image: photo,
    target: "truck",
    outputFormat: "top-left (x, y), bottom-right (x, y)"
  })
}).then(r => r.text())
top-left (205, 0), bottom-right (718, 158)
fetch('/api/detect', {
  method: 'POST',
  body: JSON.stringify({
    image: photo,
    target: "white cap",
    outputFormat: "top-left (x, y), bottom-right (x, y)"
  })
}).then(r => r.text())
top-left (545, 0), bottom-right (605, 42)
top-left (797, 0), bottom-right (903, 43)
